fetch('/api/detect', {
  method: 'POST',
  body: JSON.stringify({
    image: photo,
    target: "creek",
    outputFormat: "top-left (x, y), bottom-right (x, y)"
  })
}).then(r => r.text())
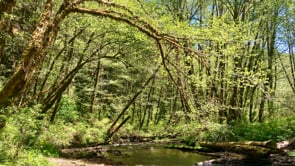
top-left (60, 143), bottom-right (291, 165)
top-left (104, 143), bottom-right (212, 166)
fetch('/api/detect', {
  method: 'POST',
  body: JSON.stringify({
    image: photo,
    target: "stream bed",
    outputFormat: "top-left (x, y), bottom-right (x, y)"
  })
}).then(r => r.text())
top-left (104, 143), bottom-right (212, 166)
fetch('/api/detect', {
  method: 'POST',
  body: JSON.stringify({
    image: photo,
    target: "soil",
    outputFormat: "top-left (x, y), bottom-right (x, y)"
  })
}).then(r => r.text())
top-left (47, 157), bottom-right (106, 166)
top-left (47, 146), bottom-right (123, 166)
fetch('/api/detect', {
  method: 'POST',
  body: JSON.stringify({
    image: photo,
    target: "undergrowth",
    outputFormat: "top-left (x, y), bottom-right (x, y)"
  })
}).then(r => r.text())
top-left (232, 117), bottom-right (295, 142)
top-left (0, 105), bottom-right (110, 165)
top-left (177, 116), bottom-right (295, 146)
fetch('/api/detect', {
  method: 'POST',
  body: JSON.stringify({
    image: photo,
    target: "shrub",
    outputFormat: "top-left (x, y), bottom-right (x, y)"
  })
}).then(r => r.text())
top-left (15, 150), bottom-right (53, 166)
top-left (232, 117), bottom-right (295, 141)
top-left (0, 106), bottom-right (53, 165)
top-left (198, 122), bottom-right (236, 142)
top-left (36, 121), bottom-right (76, 148)
top-left (72, 119), bottom-right (109, 145)
top-left (56, 96), bottom-right (79, 123)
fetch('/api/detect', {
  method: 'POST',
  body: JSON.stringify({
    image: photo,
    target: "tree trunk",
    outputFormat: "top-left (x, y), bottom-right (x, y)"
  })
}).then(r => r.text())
top-left (0, 38), bottom-right (5, 64)
top-left (200, 141), bottom-right (276, 158)
top-left (107, 65), bottom-right (160, 139)
top-left (38, 28), bottom-right (85, 101)
top-left (90, 60), bottom-right (101, 113)
top-left (42, 58), bottom-right (89, 114)
top-left (50, 95), bottom-right (62, 122)
top-left (276, 137), bottom-right (295, 150)
top-left (0, 0), bottom-right (76, 107)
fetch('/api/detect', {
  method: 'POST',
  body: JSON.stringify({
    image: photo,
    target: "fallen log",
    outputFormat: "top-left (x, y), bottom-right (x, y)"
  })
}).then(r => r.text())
top-left (118, 133), bottom-right (181, 143)
top-left (199, 141), bottom-right (275, 157)
top-left (195, 138), bottom-right (295, 165)
top-left (276, 137), bottom-right (295, 150)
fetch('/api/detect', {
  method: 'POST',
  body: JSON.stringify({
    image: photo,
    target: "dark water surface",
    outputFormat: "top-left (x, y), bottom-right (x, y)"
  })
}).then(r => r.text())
top-left (105, 144), bottom-right (212, 166)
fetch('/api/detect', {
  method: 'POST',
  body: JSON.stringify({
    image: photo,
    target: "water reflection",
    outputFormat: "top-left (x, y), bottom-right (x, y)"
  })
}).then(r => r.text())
top-left (105, 144), bottom-right (212, 166)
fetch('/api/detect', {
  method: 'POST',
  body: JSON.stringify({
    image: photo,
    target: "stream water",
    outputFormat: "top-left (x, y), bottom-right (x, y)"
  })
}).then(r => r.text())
top-left (104, 144), bottom-right (212, 166)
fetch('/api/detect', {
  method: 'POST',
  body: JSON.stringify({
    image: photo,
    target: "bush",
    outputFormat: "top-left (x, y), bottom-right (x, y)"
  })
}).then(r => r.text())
top-left (14, 150), bottom-right (53, 166)
top-left (0, 150), bottom-right (52, 166)
top-left (181, 135), bottom-right (197, 146)
top-left (37, 117), bottom-right (110, 147)
top-left (232, 117), bottom-right (295, 141)
top-left (71, 119), bottom-right (109, 145)
top-left (198, 122), bottom-right (236, 142)
top-left (56, 96), bottom-right (79, 123)
top-left (36, 122), bottom-right (76, 148)
top-left (0, 106), bottom-right (53, 165)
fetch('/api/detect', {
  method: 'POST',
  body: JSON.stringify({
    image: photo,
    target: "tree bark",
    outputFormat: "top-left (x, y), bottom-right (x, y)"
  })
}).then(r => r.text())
top-left (0, 0), bottom-right (75, 107)
top-left (200, 141), bottom-right (276, 158)
top-left (90, 60), bottom-right (101, 113)
top-left (50, 95), bottom-right (62, 122)
top-left (276, 137), bottom-right (295, 150)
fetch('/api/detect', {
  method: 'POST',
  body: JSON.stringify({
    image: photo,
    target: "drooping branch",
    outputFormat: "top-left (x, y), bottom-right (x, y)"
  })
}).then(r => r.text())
top-left (70, 6), bottom-right (207, 67)
top-left (72, 8), bottom-right (161, 39)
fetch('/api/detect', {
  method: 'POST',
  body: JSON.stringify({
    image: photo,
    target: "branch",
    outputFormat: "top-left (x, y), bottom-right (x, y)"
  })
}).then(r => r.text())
top-left (71, 6), bottom-right (207, 67)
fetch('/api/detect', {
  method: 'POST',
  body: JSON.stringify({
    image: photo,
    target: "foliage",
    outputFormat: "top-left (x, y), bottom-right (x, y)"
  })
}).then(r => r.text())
top-left (55, 96), bottom-right (79, 123)
top-left (232, 117), bottom-right (295, 142)
top-left (198, 122), bottom-right (237, 142)
top-left (36, 121), bottom-right (76, 148)
top-left (0, 106), bottom-right (52, 165)
top-left (36, 117), bottom-right (110, 147)
top-left (12, 150), bottom-right (53, 166)
top-left (177, 116), bottom-right (295, 147)
top-left (0, 150), bottom-right (53, 166)
top-left (71, 119), bottom-right (109, 145)
top-left (0, 121), bottom-right (19, 163)
top-left (173, 121), bottom-right (236, 146)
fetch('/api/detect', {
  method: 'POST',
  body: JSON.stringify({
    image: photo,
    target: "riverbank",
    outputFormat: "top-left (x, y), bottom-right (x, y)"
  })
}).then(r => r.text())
top-left (47, 157), bottom-right (105, 166)
top-left (48, 143), bottom-right (210, 166)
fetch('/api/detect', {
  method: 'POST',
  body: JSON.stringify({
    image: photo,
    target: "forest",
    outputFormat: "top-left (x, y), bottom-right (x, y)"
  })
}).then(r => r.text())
top-left (0, 0), bottom-right (295, 165)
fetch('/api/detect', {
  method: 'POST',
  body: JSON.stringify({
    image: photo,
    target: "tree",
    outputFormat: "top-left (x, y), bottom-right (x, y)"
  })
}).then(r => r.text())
top-left (0, 0), bottom-right (205, 107)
